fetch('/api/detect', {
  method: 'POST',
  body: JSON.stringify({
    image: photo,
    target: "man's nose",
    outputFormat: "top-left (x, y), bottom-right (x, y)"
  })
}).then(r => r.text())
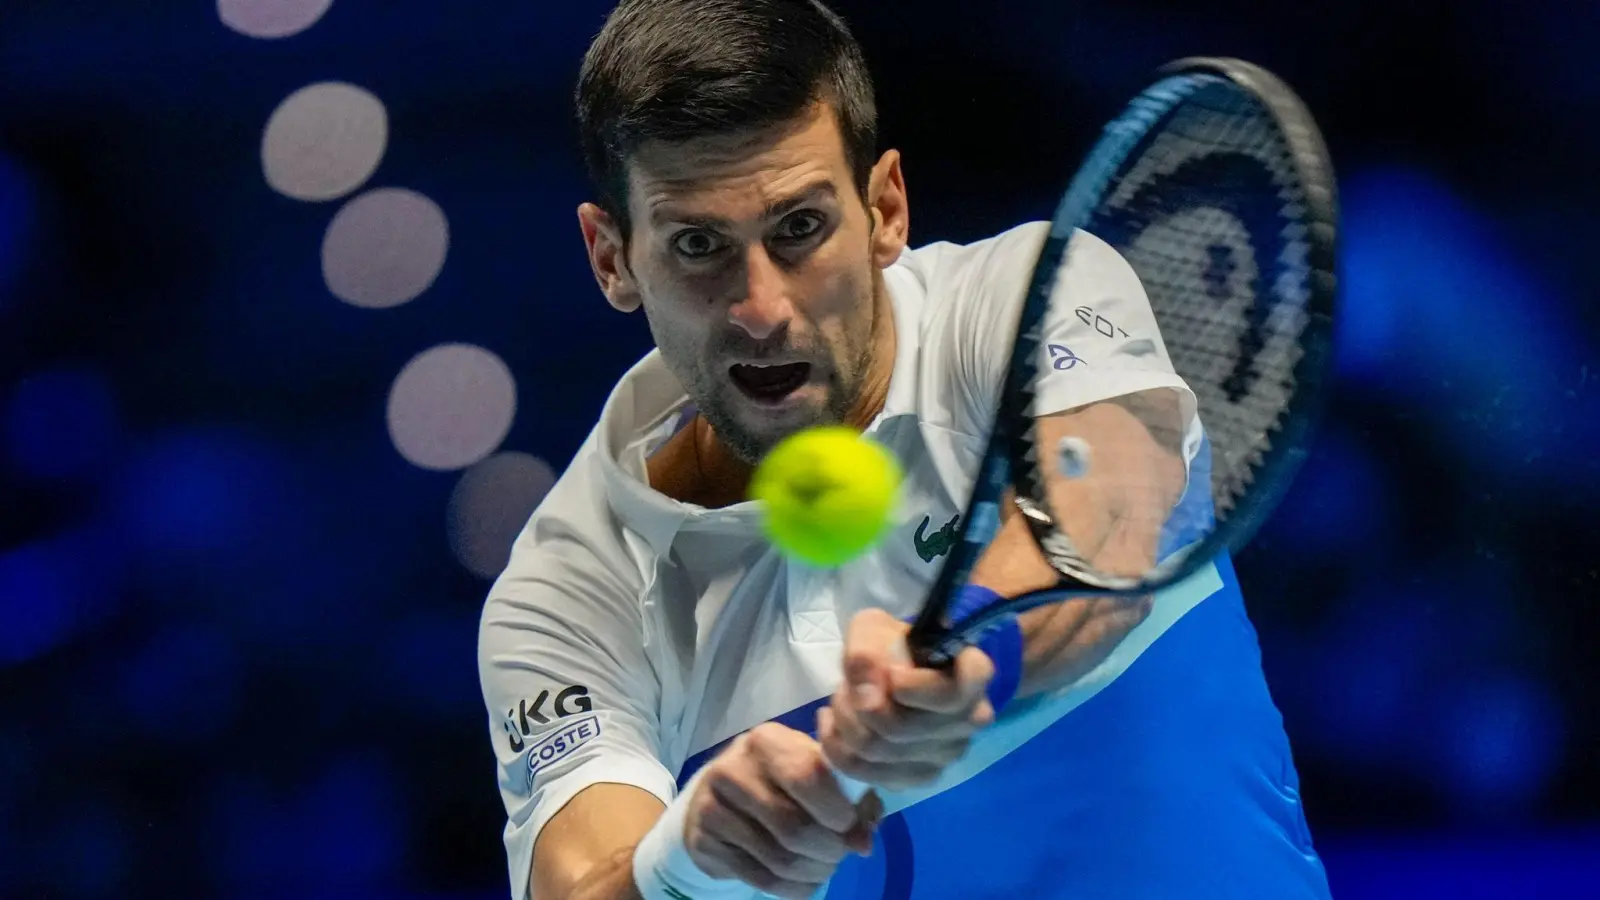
top-left (727, 245), bottom-right (796, 341)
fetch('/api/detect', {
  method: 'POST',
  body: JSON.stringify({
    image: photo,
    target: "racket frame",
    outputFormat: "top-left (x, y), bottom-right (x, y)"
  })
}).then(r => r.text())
top-left (903, 57), bottom-right (1339, 669)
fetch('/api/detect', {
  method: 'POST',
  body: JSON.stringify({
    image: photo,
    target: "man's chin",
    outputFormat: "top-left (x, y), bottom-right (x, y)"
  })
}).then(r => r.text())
top-left (713, 389), bottom-right (836, 460)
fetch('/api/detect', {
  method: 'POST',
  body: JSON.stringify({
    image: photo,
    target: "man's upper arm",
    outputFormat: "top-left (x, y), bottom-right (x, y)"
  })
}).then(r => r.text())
top-left (478, 473), bottom-right (678, 900)
top-left (945, 222), bottom-right (1202, 465)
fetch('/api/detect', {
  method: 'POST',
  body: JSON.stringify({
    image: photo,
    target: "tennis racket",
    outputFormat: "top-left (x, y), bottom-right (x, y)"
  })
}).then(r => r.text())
top-left (824, 56), bottom-right (1338, 802)
top-left (902, 55), bottom-right (1339, 668)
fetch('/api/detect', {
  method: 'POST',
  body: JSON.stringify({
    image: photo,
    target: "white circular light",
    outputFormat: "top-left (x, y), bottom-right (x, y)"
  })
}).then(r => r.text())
top-left (322, 188), bottom-right (450, 309)
top-left (387, 344), bottom-right (516, 471)
top-left (261, 82), bottom-right (387, 202)
top-left (447, 453), bottom-right (558, 580)
top-left (219, 0), bottom-right (334, 39)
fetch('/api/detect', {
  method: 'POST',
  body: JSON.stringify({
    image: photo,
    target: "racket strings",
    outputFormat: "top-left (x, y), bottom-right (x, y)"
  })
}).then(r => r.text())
top-left (1085, 81), bottom-right (1313, 522)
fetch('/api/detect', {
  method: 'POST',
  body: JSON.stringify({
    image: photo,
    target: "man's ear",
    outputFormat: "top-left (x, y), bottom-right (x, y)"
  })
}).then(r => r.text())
top-left (578, 202), bottom-right (643, 312)
top-left (866, 149), bottom-right (909, 269)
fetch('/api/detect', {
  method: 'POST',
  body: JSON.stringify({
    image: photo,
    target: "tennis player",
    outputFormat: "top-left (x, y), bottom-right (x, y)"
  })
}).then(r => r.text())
top-left (477, 1), bottom-right (1332, 898)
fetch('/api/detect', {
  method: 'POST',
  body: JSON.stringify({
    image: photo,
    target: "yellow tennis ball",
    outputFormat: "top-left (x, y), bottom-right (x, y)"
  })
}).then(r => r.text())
top-left (749, 425), bottom-right (903, 568)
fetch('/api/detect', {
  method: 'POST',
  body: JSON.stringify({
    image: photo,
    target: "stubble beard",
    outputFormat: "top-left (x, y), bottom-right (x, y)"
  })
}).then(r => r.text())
top-left (690, 299), bottom-right (877, 465)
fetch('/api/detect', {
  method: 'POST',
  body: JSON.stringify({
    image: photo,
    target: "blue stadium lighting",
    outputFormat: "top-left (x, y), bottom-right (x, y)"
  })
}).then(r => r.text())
top-left (3, 367), bottom-right (120, 484)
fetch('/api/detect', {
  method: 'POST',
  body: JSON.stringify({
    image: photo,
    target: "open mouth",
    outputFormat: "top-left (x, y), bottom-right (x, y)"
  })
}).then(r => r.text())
top-left (729, 362), bottom-right (812, 405)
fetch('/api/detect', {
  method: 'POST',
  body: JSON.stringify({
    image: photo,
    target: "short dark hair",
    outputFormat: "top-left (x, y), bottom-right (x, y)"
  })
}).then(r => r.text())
top-left (576, 0), bottom-right (878, 239)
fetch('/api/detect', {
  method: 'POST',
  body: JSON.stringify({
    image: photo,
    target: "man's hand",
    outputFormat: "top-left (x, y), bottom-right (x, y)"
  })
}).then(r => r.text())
top-left (816, 608), bottom-right (995, 791)
top-left (683, 723), bottom-right (881, 899)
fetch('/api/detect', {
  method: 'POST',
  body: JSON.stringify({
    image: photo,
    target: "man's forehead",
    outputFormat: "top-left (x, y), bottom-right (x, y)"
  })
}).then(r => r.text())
top-left (626, 106), bottom-right (852, 214)
top-left (637, 164), bottom-right (838, 219)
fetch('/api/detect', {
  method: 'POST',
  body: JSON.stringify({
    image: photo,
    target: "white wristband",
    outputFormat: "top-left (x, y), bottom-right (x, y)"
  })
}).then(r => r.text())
top-left (633, 769), bottom-right (755, 900)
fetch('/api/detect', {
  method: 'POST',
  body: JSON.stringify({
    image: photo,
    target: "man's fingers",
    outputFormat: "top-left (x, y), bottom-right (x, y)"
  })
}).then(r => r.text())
top-left (822, 609), bottom-right (1006, 814)
top-left (698, 795), bottom-right (840, 884)
top-left (834, 731), bottom-right (972, 768)
top-left (689, 829), bottom-right (825, 900)
top-left (687, 723), bottom-right (888, 899)
top-left (828, 757), bottom-right (948, 792)
top-left (820, 704), bottom-right (971, 782)
top-left (819, 692), bottom-right (876, 760)
top-left (888, 646), bottom-right (993, 715)
top-left (708, 765), bottom-right (858, 866)
top-left (821, 702), bottom-right (980, 759)
top-left (743, 724), bottom-right (860, 833)
top-left (842, 608), bottom-right (910, 710)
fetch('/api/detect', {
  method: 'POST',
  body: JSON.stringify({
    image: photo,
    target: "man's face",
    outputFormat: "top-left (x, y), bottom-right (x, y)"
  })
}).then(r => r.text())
top-left (588, 103), bottom-right (905, 463)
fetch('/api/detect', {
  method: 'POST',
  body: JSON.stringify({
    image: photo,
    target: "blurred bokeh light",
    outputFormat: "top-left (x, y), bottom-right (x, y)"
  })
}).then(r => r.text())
top-left (386, 343), bottom-right (517, 471)
top-left (262, 81), bottom-right (389, 203)
top-left (218, 0), bottom-right (336, 40)
top-left (447, 451), bottom-right (558, 579)
top-left (322, 187), bottom-right (451, 309)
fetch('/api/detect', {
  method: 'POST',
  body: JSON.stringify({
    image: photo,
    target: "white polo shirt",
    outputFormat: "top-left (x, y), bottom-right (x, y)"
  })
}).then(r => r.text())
top-left (477, 221), bottom-right (1214, 900)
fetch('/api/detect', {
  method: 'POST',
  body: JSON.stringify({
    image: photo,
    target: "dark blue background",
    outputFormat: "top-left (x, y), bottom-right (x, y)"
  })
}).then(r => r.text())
top-left (1, 1), bottom-right (1596, 897)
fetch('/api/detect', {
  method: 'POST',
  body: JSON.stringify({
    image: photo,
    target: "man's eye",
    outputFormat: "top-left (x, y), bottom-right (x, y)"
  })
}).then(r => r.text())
top-left (672, 230), bottom-right (723, 259)
top-left (777, 213), bottom-right (823, 241)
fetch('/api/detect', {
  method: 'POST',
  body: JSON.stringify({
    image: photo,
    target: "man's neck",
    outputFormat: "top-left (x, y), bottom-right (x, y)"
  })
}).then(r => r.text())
top-left (644, 415), bottom-right (752, 509)
top-left (648, 289), bottom-right (897, 509)
top-left (844, 283), bottom-right (898, 433)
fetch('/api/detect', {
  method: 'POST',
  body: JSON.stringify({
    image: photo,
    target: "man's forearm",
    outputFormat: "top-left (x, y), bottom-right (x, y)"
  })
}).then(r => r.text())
top-left (1014, 592), bottom-right (1152, 699)
top-left (967, 511), bottom-right (1152, 701)
top-left (532, 784), bottom-right (665, 900)
top-left (967, 391), bottom-right (1186, 701)
top-left (560, 845), bottom-right (645, 900)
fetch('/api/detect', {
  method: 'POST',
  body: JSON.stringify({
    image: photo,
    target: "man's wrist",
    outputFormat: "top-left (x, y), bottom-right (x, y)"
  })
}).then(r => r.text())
top-left (631, 772), bottom-right (750, 900)
top-left (975, 614), bottom-right (1024, 713)
top-left (948, 584), bottom-right (1024, 714)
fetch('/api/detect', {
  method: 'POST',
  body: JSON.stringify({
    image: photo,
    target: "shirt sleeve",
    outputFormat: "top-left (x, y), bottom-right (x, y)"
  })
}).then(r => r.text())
top-left (943, 221), bottom-right (1203, 467)
top-left (478, 452), bottom-right (677, 900)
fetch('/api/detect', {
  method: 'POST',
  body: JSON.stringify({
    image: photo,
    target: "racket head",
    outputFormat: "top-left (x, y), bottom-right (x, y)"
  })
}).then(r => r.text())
top-left (908, 57), bottom-right (1339, 666)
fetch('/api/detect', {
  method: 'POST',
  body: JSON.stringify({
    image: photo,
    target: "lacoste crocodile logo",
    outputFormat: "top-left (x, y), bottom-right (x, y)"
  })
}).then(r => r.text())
top-left (914, 513), bottom-right (961, 563)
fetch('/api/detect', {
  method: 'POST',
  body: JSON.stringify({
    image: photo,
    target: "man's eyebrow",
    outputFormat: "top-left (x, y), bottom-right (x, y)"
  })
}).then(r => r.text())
top-left (761, 181), bottom-right (837, 219)
top-left (647, 180), bottom-right (839, 228)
